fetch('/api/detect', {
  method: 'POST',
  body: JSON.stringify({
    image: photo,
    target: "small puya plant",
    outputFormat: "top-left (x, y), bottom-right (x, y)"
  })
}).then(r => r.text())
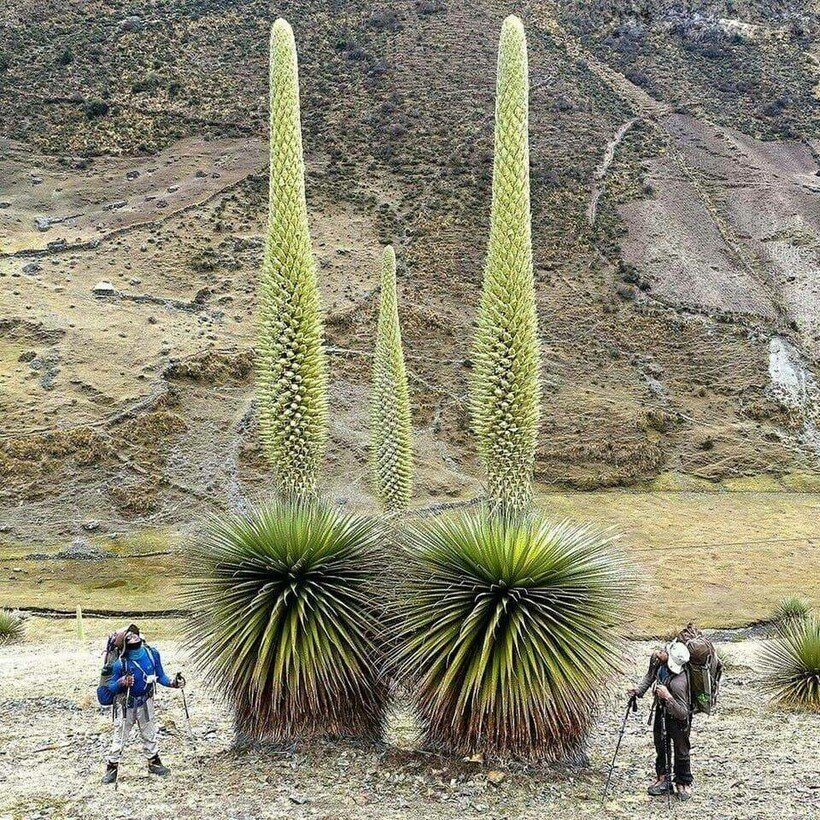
top-left (370, 246), bottom-right (413, 512)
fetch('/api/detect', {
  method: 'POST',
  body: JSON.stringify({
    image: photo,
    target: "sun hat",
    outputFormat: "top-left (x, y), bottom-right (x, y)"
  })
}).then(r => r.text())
top-left (667, 640), bottom-right (690, 674)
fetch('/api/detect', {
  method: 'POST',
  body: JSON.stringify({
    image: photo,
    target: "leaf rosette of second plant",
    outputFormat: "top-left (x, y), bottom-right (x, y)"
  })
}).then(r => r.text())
top-left (186, 500), bottom-right (389, 742)
top-left (391, 511), bottom-right (633, 760)
top-left (760, 615), bottom-right (820, 710)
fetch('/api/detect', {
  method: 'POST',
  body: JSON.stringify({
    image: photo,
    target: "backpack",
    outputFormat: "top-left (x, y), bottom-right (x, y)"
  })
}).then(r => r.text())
top-left (677, 622), bottom-right (723, 715)
top-left (96, 628), bottom-right (128, 706)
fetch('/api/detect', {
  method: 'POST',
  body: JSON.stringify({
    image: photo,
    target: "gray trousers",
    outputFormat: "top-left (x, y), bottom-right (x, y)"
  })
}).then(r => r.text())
top-left (107, 698), bottom-right (158, 763)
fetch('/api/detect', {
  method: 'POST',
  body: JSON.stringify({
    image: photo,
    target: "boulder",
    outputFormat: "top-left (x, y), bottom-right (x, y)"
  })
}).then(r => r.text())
top-left (92, 281), bottom-right (117, 297)
top-left (120, 15), bottom-right (144, 31)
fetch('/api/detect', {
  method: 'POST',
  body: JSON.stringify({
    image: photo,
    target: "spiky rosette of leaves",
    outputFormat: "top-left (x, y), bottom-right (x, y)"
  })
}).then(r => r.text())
top-left (391, 511), bottom-right (633, 760)
top-left (186, 500), bottom-right (389, 742)
top-left (0, 610), bottom-right (23, 645)
top-left (772, 595), bottom-right (810, 626)
top-left (760, 616), bottom-right (820, 710)
top-left (257, 18), bottom-right (328, 498)
top-left (470, 15), bottom-right (540, 516)
top-left (371, 245), bottom-right (413, 512)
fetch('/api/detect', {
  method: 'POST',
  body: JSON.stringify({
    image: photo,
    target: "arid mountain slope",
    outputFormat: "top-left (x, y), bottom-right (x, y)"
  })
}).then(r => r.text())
top-left (1, 0), bottom-right (818, 543)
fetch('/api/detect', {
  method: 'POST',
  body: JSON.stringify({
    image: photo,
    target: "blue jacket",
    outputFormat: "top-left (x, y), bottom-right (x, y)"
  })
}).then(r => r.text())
top-left (108, 644), bottom-right (173, 707)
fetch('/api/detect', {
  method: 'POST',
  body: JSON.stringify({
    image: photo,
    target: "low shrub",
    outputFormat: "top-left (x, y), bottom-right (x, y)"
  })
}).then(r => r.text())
top-left (760, 616), bottom-right (820, 710)
top-left (0, 610), bottom-right (24, 645)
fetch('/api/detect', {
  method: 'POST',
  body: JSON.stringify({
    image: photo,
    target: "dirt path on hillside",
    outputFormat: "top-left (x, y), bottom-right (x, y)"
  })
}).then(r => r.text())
top-left (0, 626), bottom-right (816, 819)
top-left (587, 117), bottom-right (639, 227)
top-left (529, 1), bottom-right (817, 352)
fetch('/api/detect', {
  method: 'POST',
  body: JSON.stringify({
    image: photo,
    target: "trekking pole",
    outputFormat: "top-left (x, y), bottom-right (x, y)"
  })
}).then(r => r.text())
top-left (601, 695), bottom-right (638, 804)
top-left (114, 683), bottom-right (131, 793)
top-left (647, 695), bottom-right (656, 726)
top-left (113, 646), bottom-right (131, 793)
top-left (177, 674), bottom-right (200, 761)
top-left (660, 708), bottom-right (672, 809)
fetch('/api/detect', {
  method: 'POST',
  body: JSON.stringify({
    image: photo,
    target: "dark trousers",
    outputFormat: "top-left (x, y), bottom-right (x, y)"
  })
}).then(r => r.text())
top-left (653, 706), bottom-right (693, 785)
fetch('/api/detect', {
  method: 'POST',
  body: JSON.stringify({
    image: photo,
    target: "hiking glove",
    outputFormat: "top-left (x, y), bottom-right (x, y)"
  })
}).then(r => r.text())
top-left (174, 672), bottom-right (186, 689)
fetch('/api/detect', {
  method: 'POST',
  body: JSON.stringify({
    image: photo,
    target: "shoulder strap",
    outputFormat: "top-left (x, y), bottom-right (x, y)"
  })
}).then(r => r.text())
top-left (143, 645), bottom-right (161, 673)
top-left (131, 646), bottom-right (160, 682)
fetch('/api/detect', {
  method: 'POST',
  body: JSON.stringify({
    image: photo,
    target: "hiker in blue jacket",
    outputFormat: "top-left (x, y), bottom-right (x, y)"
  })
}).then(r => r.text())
top-left (102, 624), bottom-right (184, 785)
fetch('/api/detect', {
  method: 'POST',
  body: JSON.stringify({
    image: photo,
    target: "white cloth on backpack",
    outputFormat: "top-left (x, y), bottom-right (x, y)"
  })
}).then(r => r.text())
top-left (107, 698), bottom-right (158, 763)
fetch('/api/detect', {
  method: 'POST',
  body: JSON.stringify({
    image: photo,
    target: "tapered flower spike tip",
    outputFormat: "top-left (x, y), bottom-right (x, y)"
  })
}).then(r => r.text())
top-left (371, 245), bottom-right (413, 512)
top-left (501, 14), bottom-right (526, 42)
top-left (269, 19), bottom-right (298, 102)
top-left (470, 14), bottom-right (540, 517)
top-left (258, 15), bottom-right (328, 499)
top-left (382, 244), bottom-right (396, 275)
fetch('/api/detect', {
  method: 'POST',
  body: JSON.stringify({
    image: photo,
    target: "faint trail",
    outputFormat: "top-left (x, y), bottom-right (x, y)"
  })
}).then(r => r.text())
top-left (587, 117), bottom-right (639, 226)
top-left (0, 170), bottom-right (263, 260)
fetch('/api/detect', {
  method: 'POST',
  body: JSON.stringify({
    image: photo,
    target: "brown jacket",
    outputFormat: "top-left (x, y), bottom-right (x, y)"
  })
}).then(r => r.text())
top-left (635, 655), bottom-right (691, 723)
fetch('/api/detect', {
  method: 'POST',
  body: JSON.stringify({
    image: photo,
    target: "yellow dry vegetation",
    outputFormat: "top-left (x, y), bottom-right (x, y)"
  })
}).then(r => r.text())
top-left (536, 490), bottom-right (819, 634)
top-left (1, 493), bottom-right (817, 635)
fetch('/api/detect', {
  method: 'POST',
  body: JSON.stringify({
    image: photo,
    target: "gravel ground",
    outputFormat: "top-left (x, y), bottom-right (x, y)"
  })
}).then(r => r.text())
top-left (0, 632), bottom-right (817, 820)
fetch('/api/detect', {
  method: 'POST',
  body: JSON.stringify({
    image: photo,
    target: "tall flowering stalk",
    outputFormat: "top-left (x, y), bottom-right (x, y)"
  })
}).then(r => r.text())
top-left (371, 246), bottom-right (413, 511)
top-left (257, 18), bottom-right (328, 498)
top-left (470, 15), bottom-right (540, 515)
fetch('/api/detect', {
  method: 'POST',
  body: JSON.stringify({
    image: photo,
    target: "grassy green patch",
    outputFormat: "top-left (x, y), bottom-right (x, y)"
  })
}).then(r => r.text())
top-left (721, 475), bottom-right (796, 493)
top-left (0, 531), bottom-right (186, 612)
top-left (646, 471), bottom-right (720, 492)
top-left (780, 471), bottom-right (820, 493)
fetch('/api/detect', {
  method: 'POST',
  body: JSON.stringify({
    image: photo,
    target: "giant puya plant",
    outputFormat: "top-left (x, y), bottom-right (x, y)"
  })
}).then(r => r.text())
top-left (188, 500), bottom-right (388, 742)
top-left (188, 19), bottom-right (387, 744)
top-left (391, 16), bottom-right (632, 761)
top-left (256, 17), bottom-right (328, 499)
top-left (470, 13), bottom-right (540, 517)
top-left (371, 245), bottom-right (413, 512)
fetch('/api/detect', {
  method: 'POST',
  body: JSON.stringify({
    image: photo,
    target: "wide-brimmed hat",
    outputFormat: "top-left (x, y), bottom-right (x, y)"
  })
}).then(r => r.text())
top-left (667, 640), bottom-right (690, 674)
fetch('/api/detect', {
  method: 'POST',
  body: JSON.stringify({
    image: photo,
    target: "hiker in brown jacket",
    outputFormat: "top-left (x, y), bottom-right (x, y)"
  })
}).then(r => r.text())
top-left (628, 641), bottom-right (694, 802)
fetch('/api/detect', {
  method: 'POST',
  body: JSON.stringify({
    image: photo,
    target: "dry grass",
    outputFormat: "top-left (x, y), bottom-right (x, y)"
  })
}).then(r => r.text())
top-left (1, 492), bottom-right (817, 633)
top-left (0, 529), bottom-right (184, 612)
top-left (535, 490), bottom-right (820, 634)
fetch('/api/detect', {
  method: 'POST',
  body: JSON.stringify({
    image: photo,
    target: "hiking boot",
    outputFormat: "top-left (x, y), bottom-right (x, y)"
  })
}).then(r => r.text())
top-left (147, 755), bottom-right (170, 776)
top-left (647, 777), bottom-right (673, 796)
top-left (676, 784), bottom-right (693, 802)
top-left (101, 762), bottom-right (118, 785)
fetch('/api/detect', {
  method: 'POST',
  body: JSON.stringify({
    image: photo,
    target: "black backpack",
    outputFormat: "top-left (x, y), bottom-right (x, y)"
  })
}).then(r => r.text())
top-left (96, 628), bottom-right (128, 706)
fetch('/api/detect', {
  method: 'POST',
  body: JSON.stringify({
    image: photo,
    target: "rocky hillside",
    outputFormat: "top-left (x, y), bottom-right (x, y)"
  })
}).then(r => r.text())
top-left (1, 0), bottom-right (819, 544)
